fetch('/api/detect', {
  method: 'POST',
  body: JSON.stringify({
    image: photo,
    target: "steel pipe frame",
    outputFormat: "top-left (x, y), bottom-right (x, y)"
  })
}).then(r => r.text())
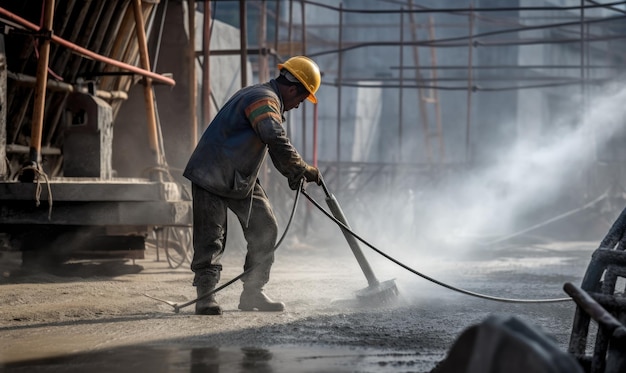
top-left (0, 6), bottom-right (176, 87)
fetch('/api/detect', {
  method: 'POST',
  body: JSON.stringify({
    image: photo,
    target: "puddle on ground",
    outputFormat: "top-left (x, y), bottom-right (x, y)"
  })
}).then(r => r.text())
top-left (1, 344), bottom-right (439, 373)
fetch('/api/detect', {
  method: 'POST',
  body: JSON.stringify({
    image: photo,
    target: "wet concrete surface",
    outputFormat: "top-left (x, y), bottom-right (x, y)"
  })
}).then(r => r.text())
top-left (0, 238), bottom-right (597, 372)
top-left (3, 345), bottom-right (433, 373)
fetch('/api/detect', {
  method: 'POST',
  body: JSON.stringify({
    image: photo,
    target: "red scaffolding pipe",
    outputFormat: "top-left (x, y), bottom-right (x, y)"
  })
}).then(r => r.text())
top-left (0, 6), bottom-right (176, 86)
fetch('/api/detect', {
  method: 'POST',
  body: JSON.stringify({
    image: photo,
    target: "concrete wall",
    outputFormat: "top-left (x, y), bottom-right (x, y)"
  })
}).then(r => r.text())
top-left (113, 3), bottom-right (249, 181)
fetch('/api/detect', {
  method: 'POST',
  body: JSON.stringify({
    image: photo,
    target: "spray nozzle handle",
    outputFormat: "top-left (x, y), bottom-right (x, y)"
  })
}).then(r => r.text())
top-left (319, 174), bottom-right (331, 198)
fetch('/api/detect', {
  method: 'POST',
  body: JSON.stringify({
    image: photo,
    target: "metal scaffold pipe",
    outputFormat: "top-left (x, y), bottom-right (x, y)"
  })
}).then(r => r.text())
top-left (202, 0), bottom-right (212, 126)
top-left (132, 0), bottom-right (162, 164)
top-left (188, 0), bottom-right (197, 147)
top-left (239, 0), bottom-right (248, 87)
top-left (26, 0), bottom-right (54, 174)
top-left (0, 6), bottom-right (175, 86)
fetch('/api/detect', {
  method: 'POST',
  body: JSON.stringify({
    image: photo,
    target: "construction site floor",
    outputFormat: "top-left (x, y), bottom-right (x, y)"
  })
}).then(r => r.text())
top-left (0, 238), bottom-right (595, 372)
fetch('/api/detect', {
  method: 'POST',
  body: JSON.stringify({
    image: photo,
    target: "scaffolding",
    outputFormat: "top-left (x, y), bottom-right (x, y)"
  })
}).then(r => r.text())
top-left (196, 0), bottom-right (626, 221)
top-left (1, 0), bottom-right (625, 261)
top-left (199, 2), bottom-right (624, 148)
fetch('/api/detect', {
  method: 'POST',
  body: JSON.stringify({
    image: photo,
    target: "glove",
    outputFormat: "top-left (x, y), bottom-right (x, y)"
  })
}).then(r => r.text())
top-left (287, 165), bottom-right (322, 190)
top-left (303, 165), bottom-right (322, 185)
top-left (288, 177), bottom-right (301, 190)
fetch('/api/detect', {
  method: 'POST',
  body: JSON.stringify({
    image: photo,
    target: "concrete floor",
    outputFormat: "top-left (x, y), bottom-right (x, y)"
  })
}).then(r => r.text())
top-left (0, 238), bottom-right (598, 372)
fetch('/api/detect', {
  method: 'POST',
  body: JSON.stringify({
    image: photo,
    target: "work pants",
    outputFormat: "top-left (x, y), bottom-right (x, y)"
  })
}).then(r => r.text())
top-left (191, 182), bottom-right (278, 289)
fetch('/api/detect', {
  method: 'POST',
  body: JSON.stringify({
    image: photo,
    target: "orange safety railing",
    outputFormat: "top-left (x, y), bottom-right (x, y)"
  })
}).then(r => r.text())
top-left (0, 6), bottom-right (176, 87)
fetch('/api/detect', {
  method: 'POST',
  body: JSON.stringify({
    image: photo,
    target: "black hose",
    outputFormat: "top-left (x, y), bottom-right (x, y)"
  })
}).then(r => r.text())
top-left (300, 188), bottom-right (572, 304)
top-left (149, 178), bottom-right (573, 312)
top-left (162, 179), bottom-right (304, 313)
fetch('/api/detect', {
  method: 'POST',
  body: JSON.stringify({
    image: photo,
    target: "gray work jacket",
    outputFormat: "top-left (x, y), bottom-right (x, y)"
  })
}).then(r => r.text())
top-left (183, 79), bottom-right (308, 199)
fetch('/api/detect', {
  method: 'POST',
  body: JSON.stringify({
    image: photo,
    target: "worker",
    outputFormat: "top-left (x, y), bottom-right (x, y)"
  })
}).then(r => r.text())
top-left (183, 56), bottom-right (323, 315)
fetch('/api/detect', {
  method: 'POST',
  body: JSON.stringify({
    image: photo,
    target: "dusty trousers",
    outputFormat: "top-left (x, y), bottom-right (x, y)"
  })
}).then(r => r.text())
top-left (190, 182), bottom-right (279, 289)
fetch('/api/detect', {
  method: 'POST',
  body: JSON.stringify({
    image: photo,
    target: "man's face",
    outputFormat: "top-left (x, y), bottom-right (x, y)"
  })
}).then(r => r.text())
top-left (282, 86), bottom-right (309, 112)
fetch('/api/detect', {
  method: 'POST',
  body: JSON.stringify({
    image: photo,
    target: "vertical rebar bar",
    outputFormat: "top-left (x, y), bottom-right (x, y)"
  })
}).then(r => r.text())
top-left (313, 103), bottom-right (318, 167)
top-left (286, 0), bottom-right (294, 136)
top-left (239, 0), bottom-right (247, 87)
top-left (580, 0), bottom-right (592, 199)
top-left (132, 0), bottom-right (161, 165)
top-left (408, 0), bottom-right (431, 163)
top-left (398, 8), bottom-right (404, 161)
top-left (428, 16), bottom-right (444, 162)
top-left (26, 0), bottom-right (55, 170)
top-left (202, 0), bottom-right (211, 126)
top-left (465, 3), bottom-right (474, 163)
top-left (580, 0), bottom-right (585, 105)
top-left (258, 0), bottom-right (268, 83)
top-left (188, 0), bottom-right (197, 148)
top-left (273, 0), bottom-right (280, 63)
top-left (336, 2), bottom-right (343, 167)
top-left (287, 0), bottom-right (293, 57)
top-left (301, 0), bottom-right (307, 158)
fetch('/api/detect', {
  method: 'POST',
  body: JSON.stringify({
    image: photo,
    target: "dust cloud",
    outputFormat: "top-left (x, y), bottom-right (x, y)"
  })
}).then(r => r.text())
top-left (319, 82), bottom-right (626, 298)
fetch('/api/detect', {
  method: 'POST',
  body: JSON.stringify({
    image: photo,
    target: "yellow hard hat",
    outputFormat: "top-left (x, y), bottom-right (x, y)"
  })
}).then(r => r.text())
top-left (278, 56), bottom-right (321, 104)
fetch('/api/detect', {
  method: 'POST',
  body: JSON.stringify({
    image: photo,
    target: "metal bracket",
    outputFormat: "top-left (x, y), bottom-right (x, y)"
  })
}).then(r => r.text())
top-left (8, 26), bottom-right (52, 41)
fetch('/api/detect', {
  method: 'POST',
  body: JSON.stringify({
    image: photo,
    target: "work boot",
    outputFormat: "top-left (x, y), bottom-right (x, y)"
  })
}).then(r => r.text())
top-left (238, 288), bottom-right (285, 312)
top-left (195, 284), bottom-right (222, 315)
